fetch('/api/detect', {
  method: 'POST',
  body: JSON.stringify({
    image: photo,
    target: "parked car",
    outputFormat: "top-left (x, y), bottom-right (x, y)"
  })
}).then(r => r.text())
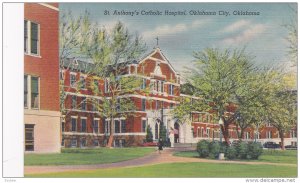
top-left (263, 141), bottom-right (280, 149)
top-left (284, 145), bottom-right (297, 150)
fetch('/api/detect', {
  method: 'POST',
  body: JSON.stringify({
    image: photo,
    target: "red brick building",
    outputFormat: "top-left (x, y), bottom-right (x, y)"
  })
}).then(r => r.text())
top-left (61, 47), bottom-right (297, 148)
top-left (24, 3), bottom-right (61, 153)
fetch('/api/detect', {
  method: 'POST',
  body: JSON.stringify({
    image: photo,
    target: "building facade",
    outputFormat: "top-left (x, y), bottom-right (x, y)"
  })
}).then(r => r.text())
top-left (24, 3), bottom-right (61, 153)
top-left (61, 47), bottom-right (297, 148)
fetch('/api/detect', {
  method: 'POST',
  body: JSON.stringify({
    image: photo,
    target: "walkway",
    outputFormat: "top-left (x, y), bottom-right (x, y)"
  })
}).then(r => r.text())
top-left (24, 148), bottom-right (296, 175)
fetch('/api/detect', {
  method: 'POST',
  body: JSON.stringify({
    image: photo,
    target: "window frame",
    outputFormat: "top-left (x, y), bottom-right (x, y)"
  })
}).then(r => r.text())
top-left (71, 117), bottom-right (77, 132)
top-left (30, 76), bottom-right (40, 109)
top-left (81, 118), bottom-right (87, 132)
top-left (70, 73), bottom-right (77, 88)
top-left (24, 20), bottom-right (40, 56)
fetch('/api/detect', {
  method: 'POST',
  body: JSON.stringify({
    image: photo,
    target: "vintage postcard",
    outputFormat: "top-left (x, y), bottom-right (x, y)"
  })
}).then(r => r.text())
top-left (3, 2), bottom-right (298, 182)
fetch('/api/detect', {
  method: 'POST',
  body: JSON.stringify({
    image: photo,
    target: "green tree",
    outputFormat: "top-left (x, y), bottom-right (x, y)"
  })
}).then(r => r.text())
top-left (174, 48), bottom-right (286, 145)
top-left (59, 11), bottom-right (147, 147)
top-left (146, 125), bottom-right (153, 142)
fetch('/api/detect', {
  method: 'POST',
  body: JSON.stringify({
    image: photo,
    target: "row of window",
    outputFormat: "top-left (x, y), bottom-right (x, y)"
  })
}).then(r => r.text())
top-left (62, 138), bottom-right (126, 148)
top-left (141, 99), bottom-right (175, 111)
top-left (24, 75), bottom-right (39, 109)
top-left (63, 70), bottom-right (177, 97)
top-left (64, 118), bottom-right (147, 134)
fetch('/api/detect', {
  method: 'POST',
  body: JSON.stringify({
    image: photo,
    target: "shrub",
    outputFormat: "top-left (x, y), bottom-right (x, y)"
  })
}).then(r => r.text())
top-left (197, 140), bottom-right (210, 158)
top-left (247, 142), bottom-right (263, 159)
top-left (225, 145), bottom-right (237, 160)
top-left (145, 125), bottom-right (153, 142)
top-left (209, 141), bottom-right (221, 159)
top-left (237, 141), bottom-right (249, 159)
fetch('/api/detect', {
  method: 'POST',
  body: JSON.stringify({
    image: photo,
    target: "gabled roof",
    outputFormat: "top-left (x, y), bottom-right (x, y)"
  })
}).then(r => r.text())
top-left (138, 47), bottom-right (179, 76)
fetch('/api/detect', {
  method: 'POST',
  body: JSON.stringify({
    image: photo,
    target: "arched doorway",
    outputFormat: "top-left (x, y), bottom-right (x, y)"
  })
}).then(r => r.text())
top-left (174, 122), bottom-right (179, 143)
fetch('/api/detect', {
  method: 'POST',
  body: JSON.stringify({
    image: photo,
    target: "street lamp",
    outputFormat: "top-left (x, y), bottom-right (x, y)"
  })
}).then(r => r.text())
top-left (218, 117), bottom-right (224, 142)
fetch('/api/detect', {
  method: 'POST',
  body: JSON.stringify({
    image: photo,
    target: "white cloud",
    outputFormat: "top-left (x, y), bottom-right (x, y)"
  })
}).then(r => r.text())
top-left (142, 19), bottom-right (211, 40)
top-left (143, 23), bottom-right (187, 40)
top-left (222, 20), bottom-right (251, 33)
top-left (221, 24), bottom-right (267, 45)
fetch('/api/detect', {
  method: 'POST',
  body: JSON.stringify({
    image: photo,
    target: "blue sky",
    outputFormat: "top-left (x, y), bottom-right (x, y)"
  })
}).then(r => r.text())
top-left (60, 3), bottom-right (297, 74)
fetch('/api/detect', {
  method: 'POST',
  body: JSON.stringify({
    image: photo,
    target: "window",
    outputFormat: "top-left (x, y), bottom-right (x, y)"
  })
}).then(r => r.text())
top-left (197, 127), bottom-right (201, 137)
top-left (81, 97), bottom-right (86, 111)
top-left (31, 76), bottom-right (39, 109)
top-left (141, 78), bottom-right (146, 89)
top-left (80, 76), bottom-right (86, 89)
top-left (24, 20), bottom-right (39, 55)
top-left (114, 139), bottom-right (120, 147)
top-left (104, 119), bottom-right (109, 134)
top-left (201, 128), bottom-right (204, 137)
top-left (153, 81), bottom-right (157, 91)
top-left (81, 118), bottom-right (87, 132)
top-left (267, 131), bottom-right (272, 139)
top-left (24, 75), bottom-right (28, 108)
top-left (93, 140), bottom-right (99, 146)
top-left (71, 139), bottom-right (77, 147)
top-left (24, 20), bottom-right (28, 53)
top-left (71, 95), bottom-right (77, 109)
top-left (71, 118), bottom-right (77, 132)
top-left (255, 132), bottom-right (260, 139)
top-left (93, 119), bottom-right (99, 133)
top-left (245, 132), bottom-right (250, 139)
top-left (158, 81), bottom-right (161, 92)
top-left (142, 119), bottom-right (147, 132)
top-left (291, 130), bottom-right (297, 138)
top-left (141, 99), bottom-right (146, 111)
top-left (80, 139), bottom-right (86, 148)
top-left (206, 128), bottom-right (210, 138)
top-left (31, 22), bottom-right (39, 55)
top-left (169, 85), bottom-right (174, 95)
top-left (161, 81), bottom-right (164, 93)
top-left (61, 122), bottom-right (65, 132)
top-left (121, 120), bottom-right (126, 133)
top-left (25, 124), bottom-right (34, 151)
top-left (70, 73), bottom-right (76, 87)
top-left (115, 120), bottom-right (120, 133)
top-left (120, 139), bottom-right (125, 147)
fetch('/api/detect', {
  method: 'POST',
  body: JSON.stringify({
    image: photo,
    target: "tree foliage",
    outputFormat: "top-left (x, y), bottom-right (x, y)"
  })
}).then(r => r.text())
top-left (174, 48), bottom-right (296, 147)
top-left (59, 11), bottom-right (148, 147)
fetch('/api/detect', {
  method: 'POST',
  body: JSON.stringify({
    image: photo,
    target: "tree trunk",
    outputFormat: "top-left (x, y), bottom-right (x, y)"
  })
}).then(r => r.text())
top-left (279, 130), bottom-right (285, 150)
top-left (106, 117), bottom-right (115, 148)
top-left (221, 122), bottom-right (230, 145)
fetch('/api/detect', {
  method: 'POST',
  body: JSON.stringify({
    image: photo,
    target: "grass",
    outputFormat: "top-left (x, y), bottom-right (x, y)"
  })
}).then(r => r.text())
top-left (24, 147), bottom-right (155, 166)
top-left (173, 150), bottom-right (297, 164)
top-left (26, 162), bottom-right (297, 178)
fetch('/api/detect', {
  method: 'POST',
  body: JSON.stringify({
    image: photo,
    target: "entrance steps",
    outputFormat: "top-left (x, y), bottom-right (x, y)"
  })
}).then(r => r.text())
top-left (173, 143), bottom-right (197, 151)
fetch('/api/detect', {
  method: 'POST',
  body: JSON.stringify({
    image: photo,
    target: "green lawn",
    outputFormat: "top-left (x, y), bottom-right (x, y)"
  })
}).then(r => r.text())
top-left (26, 162), bottom-right (297, 178)
top-left (25, 147), bottom-right (155, 166)
top-left (173, 150), bottom-right (297, 164)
